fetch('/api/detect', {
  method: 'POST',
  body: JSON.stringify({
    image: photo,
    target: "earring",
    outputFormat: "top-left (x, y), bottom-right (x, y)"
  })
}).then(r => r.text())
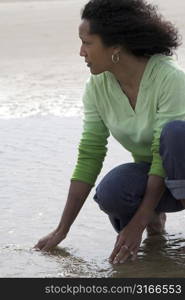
top-left (112, 53), bottom-right (120, 64)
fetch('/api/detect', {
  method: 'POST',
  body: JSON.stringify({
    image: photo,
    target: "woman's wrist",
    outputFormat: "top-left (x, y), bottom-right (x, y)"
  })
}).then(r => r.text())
top-left (130, 207), bottom-right (155, 230)
top-left (55, 225), bottom-right (69, 238)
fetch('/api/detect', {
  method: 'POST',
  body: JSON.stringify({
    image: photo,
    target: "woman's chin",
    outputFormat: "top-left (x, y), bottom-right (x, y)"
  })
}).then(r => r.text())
top-left (90, 68), bottom-right (104, 75)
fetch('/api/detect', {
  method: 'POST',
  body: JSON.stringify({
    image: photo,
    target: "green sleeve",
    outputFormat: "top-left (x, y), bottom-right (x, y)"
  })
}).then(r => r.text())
top-left (71, 77), bottom-right (110, 185)
top-left (148, 69), bottom-right (185, 177)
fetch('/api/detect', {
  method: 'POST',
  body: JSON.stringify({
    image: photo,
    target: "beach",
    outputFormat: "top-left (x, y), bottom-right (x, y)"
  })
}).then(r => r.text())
top-left (0, 0), bottom-right (185, 278)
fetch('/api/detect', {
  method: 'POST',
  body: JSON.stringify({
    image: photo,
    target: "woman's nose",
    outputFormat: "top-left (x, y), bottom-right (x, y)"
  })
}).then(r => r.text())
top-left (79, 45), bottom-right (86, 57)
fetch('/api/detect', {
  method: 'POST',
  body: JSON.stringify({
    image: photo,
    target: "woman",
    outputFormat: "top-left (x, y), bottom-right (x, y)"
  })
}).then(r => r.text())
top-left (35, 0), bottom-right (185, 264)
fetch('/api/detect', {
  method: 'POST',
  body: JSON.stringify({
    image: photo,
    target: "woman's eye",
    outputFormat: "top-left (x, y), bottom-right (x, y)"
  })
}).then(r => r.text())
top-left (83, 41), bottom-right (90, 45)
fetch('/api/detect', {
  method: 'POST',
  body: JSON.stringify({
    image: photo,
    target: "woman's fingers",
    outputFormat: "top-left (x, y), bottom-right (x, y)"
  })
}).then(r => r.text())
top-left (34, 239), bottom-right (46, 250)
top-left (109, 236), bottom-right (138, 264)
top-left (33, 230), bottom-right (66, 252)
top-left (42, 236), bottom-right (60, 251)
top-left (109, 240), bottom-right (122, 263)
top-left (109, 224), bottom-right (143, 264)
top-left (112, 245), bottom-right (137, 264)
top-left (34, 238), bottom-right (56, 252)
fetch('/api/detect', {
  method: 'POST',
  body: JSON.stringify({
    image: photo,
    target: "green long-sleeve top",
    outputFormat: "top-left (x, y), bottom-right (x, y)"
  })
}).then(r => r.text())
top-left (71, 54), bottom-right (185, 185)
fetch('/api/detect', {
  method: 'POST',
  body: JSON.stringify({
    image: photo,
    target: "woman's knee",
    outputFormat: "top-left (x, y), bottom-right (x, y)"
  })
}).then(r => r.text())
top-left (160, 120), bottom-right (185, 155)
top-left (93, 162), bottom-right (149, 215)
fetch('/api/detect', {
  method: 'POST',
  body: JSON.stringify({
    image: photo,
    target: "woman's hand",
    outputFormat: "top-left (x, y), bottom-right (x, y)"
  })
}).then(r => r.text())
top-left (34, 229), bottom-right (67, 252)
top-left (109, 222), bottom-right (144, 264)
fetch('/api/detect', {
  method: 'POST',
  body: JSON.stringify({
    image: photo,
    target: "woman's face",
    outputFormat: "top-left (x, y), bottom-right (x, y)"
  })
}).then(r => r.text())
top-left (79, 19), bottom-right (115, 75)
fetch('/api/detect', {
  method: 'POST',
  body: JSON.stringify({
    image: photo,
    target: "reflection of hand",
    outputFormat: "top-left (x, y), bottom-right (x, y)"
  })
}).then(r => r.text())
top-left (109, 223), bottom-right (144, 264)
top-left (34, 229), bottom-right (67, 252)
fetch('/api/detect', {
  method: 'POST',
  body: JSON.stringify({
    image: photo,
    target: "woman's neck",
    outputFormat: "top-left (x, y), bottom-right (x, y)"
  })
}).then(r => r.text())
top-left (110, 53), bottom-right (149, 90)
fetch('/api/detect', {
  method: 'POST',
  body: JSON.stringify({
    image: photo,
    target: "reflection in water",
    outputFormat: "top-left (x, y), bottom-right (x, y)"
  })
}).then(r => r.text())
top-left (111, 234), bottom-right (185, 278)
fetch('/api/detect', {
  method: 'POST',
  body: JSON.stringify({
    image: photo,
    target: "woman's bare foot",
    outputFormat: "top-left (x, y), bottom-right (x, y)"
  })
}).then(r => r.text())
top-left (146, 212), bottom-right (166, 236)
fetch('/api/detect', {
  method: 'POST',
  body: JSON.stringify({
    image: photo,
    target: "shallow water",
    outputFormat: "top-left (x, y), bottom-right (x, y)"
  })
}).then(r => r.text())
top-left (1, 0), bottom-right (185, 278)
top-left (1, 234), bottom-right (185, 278)
top-left (0, 117), bottom-right (185, 278)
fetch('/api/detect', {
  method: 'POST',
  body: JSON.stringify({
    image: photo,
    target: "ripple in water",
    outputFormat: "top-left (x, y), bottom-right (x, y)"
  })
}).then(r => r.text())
top-left (1, 234), bottom-right (185, 278)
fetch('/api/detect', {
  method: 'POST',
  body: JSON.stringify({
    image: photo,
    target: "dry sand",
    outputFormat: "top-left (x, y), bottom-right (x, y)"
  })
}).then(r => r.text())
top-left (0, 0), bottom-right (184, 69)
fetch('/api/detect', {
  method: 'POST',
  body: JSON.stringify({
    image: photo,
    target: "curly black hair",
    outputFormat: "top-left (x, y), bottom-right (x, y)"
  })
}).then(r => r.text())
top-left (81, 0), bottom-right (182, 57)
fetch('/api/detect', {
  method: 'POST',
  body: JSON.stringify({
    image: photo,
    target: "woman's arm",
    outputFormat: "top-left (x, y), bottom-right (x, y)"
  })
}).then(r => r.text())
top-left (109, 174), bottom-right (166, 264)
top-left (130, 174), bottom-right (165, 228)
top-left (34, 180), bottom-right (92, 251)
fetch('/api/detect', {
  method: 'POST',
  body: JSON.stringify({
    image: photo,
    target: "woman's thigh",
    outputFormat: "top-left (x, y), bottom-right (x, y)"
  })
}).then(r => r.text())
top-left (94, 162), bottom-right (150, 217)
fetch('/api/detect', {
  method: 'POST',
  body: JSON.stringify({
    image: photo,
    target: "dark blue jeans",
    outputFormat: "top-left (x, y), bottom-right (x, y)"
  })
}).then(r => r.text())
top-left (94, 120), bottom-right (185, 232)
